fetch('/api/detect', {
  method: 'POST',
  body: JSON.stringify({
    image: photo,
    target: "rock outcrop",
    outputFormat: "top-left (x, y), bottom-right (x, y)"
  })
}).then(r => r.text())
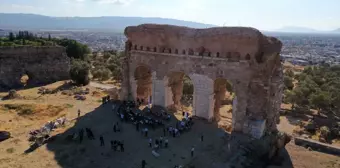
top-left (0, 46), bottom-right (70, 91)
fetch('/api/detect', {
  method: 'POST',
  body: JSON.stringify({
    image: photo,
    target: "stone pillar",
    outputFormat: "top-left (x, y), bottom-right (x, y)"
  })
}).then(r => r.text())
top-left (231, 82), bottom-right (249, 132)
top-left (129, 76), bottom-right (137, 101)
top-left (241, 80), bottom-right (268, 138)
top-left (164, 76), bottom-right (174, 107)
top-left (151, 72), bottom-right (165, 106)
top-left (191, 74), bottom-right (214, 119)
top-left (208, 93), bottom-right (215, 121)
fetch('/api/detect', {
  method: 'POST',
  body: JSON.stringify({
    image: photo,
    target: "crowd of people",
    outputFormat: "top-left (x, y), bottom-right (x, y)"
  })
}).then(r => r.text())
top-left (65, 97), bottom-right (199, 168)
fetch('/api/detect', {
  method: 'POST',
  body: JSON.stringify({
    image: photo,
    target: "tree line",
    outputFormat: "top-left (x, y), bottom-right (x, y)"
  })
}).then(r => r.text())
top-left (284, 65), bottom-right (340, 117)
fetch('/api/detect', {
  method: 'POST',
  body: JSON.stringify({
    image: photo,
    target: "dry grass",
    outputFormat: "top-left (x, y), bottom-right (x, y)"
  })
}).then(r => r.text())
top-left (0, 103), bottom-right (68, 120)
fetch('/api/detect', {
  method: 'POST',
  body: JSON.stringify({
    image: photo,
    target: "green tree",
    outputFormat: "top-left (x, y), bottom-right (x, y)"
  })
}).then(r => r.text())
top-left (69, 59), bottom-right (90, 85)
top-left (8, 32), bottom-right (15, 41)
top-left (309, 90), bottom-right (331, 115)
top-left (58, 39), bottom-right (90, 60)
top-left (284, 76), bottom-right (294, 90)
top-left (285, 69), bottom-right (294, 78)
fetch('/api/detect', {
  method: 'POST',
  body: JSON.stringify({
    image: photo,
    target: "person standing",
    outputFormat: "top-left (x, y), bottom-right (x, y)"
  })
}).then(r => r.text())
top-left (159, 136), bottom-right (163, 147)
top-left (165, 138), bottom-right (169, 148)
top-left (113, 140), bottom-right (117, 151)
top-left (77, 109), bottom-right (81, 118)
top-left (113, 124), bottom-right (117, 132)
top-left (100, 135), bottom-right (105, 146)
top-left (149, 138), bottom-right (152, 147)
top-left (145, 128), bottom-right (148, 137)
top-left (141, 160), bottom-right (146, 168)
top-left (163, 127), bottom-right (166, 136)
top-left (121, 143), bottom-right (125, 152)
top-left (191, 146), bottom-right (195, 157)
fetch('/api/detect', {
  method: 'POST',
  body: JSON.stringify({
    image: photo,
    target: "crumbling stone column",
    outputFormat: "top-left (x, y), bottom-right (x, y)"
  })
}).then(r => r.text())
top-left (232, 81), bottom-right (249, 132)
top-left (191, 74), bottom-right (214, 119)
top-left (164, 76), bottom-right (174, 107)
top-left (130, 77), bottom-right (137, 101)
top-left (213, 81), bottom-right (228, 121)
top-left (151, 72), bottom-right (165, 106)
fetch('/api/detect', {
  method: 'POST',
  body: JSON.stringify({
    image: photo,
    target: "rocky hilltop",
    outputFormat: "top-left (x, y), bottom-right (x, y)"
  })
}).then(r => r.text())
top-left (0, 46), bottom-right (70, 91)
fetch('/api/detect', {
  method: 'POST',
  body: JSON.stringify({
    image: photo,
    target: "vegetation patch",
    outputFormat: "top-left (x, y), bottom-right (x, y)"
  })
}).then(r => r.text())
top-left (0, 103), bottom-right (68, 119)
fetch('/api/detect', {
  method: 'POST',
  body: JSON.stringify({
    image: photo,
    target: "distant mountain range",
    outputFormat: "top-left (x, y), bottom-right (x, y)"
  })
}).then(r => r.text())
top-left (1, 13), bottom-right (339, 34)
top-left (0, 13), bottom-right (215, 31)
top-left (275, 26), bottom-right (340, 34)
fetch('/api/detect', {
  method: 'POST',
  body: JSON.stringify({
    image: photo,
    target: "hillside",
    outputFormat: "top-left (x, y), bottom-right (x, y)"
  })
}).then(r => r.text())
top-left (0, 13), bottom-right (216, 31)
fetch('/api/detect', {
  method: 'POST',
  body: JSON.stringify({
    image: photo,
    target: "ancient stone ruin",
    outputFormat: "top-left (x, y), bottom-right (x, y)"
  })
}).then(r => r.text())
top-left (0, 46), bottom-right (70, 91)
top-left (121, 24), bottom-right (283, 138)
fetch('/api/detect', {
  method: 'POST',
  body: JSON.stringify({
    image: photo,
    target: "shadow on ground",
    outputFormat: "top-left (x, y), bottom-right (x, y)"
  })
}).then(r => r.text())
top-left (43, 101), bottom-right (293, 168)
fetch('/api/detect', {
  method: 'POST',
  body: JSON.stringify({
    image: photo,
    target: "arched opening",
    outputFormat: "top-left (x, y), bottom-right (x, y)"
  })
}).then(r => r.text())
top-left (153, 47), bottom-right (157, 52)
top-left (175, 49), bottom-right (178, 54)
top-left (166, 72), bottom-right (193, 113)
top-left (140, 46), bottom-right (144, 50)
top-left (134, 45), bottom-right (137, 50)
top-left (216, 52), bottom-right (220, 57)
top-left (213, 78), bottom-right (234, 132)
top-left (146, 47), bottom-right (150, 51)
top-left (182, 50), bottom-right (186, 55)
top-left (134, 65), bottom-right (152, 105)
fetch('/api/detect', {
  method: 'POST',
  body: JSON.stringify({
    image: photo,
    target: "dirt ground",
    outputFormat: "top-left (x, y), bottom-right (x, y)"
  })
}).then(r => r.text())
top-left (0, 81), bottom-right (339, 168)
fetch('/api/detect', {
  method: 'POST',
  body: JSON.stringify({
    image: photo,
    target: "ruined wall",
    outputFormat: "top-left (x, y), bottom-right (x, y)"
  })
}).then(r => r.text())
top-left (0, 46), bottom-right (70, 91)
top-left (122, 24), bottom-right (283, 137)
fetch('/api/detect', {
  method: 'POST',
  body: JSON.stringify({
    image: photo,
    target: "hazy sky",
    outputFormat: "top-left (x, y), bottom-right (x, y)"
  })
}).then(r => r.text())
top-left (0, 0), bottom-right (339, 31)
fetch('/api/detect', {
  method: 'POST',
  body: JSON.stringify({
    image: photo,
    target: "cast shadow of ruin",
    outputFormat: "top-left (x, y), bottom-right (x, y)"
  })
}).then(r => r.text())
top-left (45, 24), bottom-right (293, 168)
top-left (45, 101), bottom-right (293, 168)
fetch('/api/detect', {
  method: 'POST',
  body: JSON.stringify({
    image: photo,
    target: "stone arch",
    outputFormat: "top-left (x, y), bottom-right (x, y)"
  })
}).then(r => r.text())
top-left (213, 78), bottom-right (234, 131)
top-left (165, 71), bottom-right (193, 111)
top-left (133, 64), bottom-right (152, 104)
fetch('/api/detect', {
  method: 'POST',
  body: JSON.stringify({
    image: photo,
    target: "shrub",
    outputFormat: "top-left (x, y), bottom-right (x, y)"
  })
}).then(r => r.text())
top-left (320, 126), bottom-right (330, 141)
top-left (70, 59), bottom-right (90, 85)
top-left (92, 68), bottom-right (111, 81)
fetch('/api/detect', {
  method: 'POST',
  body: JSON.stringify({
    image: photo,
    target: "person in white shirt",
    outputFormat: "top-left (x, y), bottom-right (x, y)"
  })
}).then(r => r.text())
top-left (191, 146), bottom-right (195, 157)
top-left (148, 138), bottom-right (152, 147)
